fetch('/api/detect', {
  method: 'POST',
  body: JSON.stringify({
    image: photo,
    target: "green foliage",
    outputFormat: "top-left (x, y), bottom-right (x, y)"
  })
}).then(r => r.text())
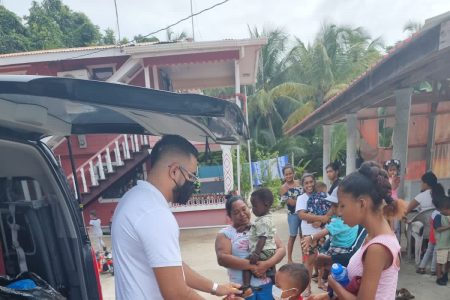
top-left (0, 6), bottom-right (31, 53)
top-left (102, 28), bottom-right (117, 45)
top-left (253, 149), bottom-right (283, 208)
top-left (0, 0), bottom-right (123, 54)
top-left (25, 0), bottom-right (101, 50)
top-left (134, 34), bottom-right (159, 43)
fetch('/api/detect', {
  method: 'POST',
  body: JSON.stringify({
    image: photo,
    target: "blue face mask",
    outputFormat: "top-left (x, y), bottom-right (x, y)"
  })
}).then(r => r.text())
top-left (272, 285), bottom-right (298, 300)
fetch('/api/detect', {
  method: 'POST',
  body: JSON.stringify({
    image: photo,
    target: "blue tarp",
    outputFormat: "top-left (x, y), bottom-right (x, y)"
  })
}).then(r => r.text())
top-left (251, 155), bottom-right (289, 186)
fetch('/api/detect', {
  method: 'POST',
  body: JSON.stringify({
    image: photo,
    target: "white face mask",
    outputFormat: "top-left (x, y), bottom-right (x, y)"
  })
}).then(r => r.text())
top-left (272, 285), bottom-right (298, 300)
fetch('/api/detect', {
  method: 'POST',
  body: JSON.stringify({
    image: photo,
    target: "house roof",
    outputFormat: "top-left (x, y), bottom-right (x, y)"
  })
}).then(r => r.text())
top-left (0, 38), bottom-right (267, 90)
top-left (285, 12), bottom-right (450, 135)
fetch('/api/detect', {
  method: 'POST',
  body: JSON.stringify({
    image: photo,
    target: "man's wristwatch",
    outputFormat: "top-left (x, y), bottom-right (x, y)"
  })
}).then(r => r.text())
top-left (211, 282), bottom-right (219, 295)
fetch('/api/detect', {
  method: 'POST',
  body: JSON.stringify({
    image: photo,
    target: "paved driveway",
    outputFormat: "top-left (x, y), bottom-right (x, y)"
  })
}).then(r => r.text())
top-left (100, 209), bottom-right (450, 299)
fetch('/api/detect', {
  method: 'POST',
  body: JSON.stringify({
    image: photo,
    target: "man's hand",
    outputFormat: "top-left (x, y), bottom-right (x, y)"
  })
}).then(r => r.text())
top-left (249, 252), bottom-right (259, 264)
top-left (215, 283), bottom-right (242, 297)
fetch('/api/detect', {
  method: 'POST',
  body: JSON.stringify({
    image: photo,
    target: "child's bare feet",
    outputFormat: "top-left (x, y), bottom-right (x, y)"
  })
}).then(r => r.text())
top-left (317, 283), bottom-right (328, 291)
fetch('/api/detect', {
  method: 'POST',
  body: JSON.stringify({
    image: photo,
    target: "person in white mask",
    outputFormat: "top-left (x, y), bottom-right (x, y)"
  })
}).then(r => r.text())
top-left (272, 263), bottom-right (309, 300)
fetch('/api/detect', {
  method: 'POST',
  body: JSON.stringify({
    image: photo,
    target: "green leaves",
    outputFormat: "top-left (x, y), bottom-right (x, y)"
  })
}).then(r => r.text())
top-left (0, 0), bottom-right (110, 54)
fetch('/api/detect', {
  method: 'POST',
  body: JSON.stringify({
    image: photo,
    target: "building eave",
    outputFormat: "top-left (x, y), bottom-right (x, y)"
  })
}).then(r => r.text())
top-left (285, 14), bottom-right (450, 136)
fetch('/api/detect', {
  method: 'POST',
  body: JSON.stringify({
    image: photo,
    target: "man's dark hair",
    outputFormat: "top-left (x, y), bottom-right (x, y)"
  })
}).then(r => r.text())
top-left (251, 188), bottom-right (274, 207)
top-left (149, 135), bottom-right (198, 167)
top-left (278, 263), bottom-right (310, 293)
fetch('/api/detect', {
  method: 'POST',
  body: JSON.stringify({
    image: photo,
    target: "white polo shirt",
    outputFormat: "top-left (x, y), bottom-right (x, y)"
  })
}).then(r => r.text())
top-left (112, 180), bottom-right (182, 300)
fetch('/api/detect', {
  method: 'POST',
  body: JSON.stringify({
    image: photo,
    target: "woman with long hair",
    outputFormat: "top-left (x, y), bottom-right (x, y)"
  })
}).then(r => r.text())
top-left (311, 161), bottom-right (407, 300)
top-left (280, 165), bottom-right (303, 263)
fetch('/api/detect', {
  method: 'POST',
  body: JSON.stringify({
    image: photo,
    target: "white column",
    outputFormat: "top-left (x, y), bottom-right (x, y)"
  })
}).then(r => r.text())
top-left (71, 176), bottom-right (78, 199)
top-left (130, 135), bottom-right (136, 153)
top-left (152, 65), bottom-right (159, 90)
top-left (144, 66), bottom-right (151, 88)
top-left (221, 145), bottom-right (234, 194)
top-left (134, 135), bottom-right (140, 152)
top-left (97, 154), bottom-right (105, 180)
top-left (244, 86), bottom-right (253, 193)
top-left (105, 147), bottom-right (113, 173)
top-left (346, 114), bottom-right (358, 175)
top-left (80, 168), bottom-right (87, 193)
top-left (323, 125), bottom-right (331, 187)
top-left (114, 140), bottom-right (123, 165)
top-left (235, 60), bottom-right (241, 193)
top-left (425, 103), bottom-right (438, 170)
top-left (393, 88), bottom-right (413, 199)
top-left (89, 161), bottom-right (97, 186)
top-left (124, 135), bottom-right (130, 159)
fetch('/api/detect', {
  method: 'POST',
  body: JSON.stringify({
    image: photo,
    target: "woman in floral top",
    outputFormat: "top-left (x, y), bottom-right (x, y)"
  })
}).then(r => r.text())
top-left (280, 165), bottom-right (303, 263)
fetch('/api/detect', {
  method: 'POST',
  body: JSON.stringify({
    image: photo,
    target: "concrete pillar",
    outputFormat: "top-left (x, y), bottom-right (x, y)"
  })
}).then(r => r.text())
top-left (221, 145), bottom-right (234, 194)
top-left (152, 65), bottom-right (159, 90)
top-left (392, 88), bottom-right (413, 199)
top-left (235, 60), bottom-right (241, 193)
top-left (323, 125), bottom-right (331, 187)
top-left (425, 103), bottom-right (438, 170)
top-left (144, 66), bottom-right (151, 88)
top-left (346, 114), bottom-right (358, 175)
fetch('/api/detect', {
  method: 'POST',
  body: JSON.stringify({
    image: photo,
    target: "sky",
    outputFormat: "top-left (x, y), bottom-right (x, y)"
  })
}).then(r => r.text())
top-left (3, 0), bottom-right (450, 46)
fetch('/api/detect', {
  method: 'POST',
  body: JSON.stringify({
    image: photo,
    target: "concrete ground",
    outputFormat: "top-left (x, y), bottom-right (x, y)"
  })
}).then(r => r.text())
top-left (99, 209), bottom-right (450, 299)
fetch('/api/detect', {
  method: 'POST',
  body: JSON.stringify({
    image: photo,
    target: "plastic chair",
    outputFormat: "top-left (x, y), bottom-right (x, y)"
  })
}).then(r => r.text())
top-left (406, 208), bottom-right (434, 264)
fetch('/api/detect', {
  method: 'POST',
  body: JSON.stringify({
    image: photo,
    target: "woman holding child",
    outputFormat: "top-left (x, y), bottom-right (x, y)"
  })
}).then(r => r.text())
top-left (311, 161), bottom-right (406, 300)
top-left (296, 173), bottom-right (332, 297)
top-left (215, 195), bottom-right (286, 299)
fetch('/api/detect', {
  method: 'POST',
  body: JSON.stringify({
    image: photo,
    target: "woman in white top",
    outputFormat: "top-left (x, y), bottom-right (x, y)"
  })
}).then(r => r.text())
top-left (406, 171), bottom-right (440, 214)
top-left (296, 173), bottom-right (331, 296)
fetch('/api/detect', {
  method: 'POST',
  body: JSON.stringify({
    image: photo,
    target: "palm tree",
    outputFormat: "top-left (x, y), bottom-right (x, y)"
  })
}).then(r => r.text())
top-left (281, 24), bottom-right (382, 133)
top-left (248, 82), bottom-right (316, 147)
top-left (248, 26), bottom-right (289, 91)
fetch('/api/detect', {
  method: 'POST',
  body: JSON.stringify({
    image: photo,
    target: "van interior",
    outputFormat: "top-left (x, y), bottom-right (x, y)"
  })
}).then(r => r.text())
top-left (0, 138), bottom-right (90, 298)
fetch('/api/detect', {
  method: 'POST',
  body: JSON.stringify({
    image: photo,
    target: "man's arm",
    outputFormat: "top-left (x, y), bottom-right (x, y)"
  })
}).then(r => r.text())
top-left (154, 266), bottom-right (204, 300)
top-left (183, 262), bottom-right (241, 296)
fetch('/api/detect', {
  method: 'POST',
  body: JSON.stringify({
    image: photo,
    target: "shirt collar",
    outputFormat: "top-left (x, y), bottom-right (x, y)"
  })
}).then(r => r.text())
top-left (137, 180), bottom-right (170, 208)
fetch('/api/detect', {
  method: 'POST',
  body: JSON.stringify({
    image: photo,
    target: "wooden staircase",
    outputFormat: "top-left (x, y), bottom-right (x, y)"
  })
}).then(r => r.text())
top-left (67, 134), bottom-right (152, 206)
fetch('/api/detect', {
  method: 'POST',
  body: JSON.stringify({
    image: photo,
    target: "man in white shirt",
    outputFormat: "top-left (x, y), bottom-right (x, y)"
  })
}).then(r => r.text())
top-left (112, 135), bottom-right (241, 300)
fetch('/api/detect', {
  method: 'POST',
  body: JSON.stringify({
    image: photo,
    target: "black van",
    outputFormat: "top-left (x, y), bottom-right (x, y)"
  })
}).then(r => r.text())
top-left (0, 75), bottom-right (248, 299)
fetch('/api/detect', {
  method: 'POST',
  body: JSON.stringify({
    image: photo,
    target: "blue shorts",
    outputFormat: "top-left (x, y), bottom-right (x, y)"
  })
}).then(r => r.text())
top-left (287, 213), bottom-right (302, 237)
top-left (245, 283), bottom-right (273, 300)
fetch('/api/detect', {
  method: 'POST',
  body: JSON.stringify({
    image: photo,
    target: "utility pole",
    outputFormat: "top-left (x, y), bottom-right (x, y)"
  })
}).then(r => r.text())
top-left (190, 0), bottom-right (195, 40)
top-left (113, 0), bottom-right (122, 44)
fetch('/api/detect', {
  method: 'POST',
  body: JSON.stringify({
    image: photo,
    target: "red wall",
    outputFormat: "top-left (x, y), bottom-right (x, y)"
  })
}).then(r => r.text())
top-left (53, 134), bottom-right (119, 176)
top-left (83, 200), bottom-right (229, 230)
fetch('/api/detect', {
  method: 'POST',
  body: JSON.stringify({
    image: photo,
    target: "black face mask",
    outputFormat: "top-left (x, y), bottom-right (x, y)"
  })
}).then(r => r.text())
top-left (172, 178), bottom-right (196, 205)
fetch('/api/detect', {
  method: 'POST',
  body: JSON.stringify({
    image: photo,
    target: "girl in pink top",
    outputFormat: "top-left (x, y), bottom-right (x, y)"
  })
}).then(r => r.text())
top-left (311, 161), bottom-right (406, 300)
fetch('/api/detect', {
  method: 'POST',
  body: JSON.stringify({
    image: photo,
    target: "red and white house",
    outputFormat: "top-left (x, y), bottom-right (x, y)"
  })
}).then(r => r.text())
top-left (0, 38), bottom-right (266, 229)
